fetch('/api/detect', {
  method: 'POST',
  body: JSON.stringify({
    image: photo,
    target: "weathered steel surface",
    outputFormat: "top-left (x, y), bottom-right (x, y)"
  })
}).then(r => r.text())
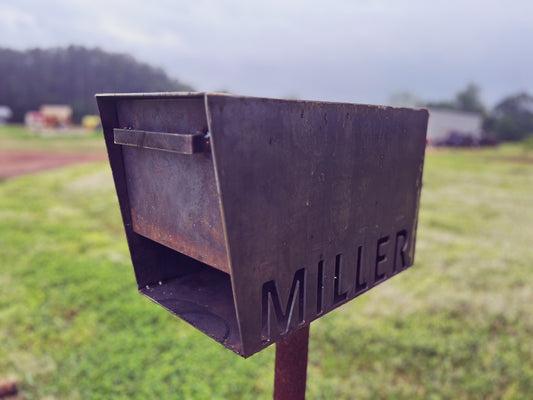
top-left (115, 96), bottom-right (228, 273)
top-left (274, 325), bottom-right (310, 400)
top-left (97, 92), bottom-right (428, 358)
top-left (207, 95), bottom-right (427, 355)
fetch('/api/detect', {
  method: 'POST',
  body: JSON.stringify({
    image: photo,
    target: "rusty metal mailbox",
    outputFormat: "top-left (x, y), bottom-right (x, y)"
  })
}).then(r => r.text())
top-left (96, 92), bottom-right (428, 358)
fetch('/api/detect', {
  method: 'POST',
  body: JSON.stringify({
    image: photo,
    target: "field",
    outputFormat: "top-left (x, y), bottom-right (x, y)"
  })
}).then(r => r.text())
top-left (1, 126), bottom-right (533, 399)
top-left (0, 125), bottom-right (107, 180)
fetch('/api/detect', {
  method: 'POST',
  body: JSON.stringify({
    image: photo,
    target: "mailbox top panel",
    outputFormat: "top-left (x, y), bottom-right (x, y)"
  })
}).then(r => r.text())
top-left (96, 92), bottom-right (428, 113)
top-left (96, 92), bottom-right (206, 99)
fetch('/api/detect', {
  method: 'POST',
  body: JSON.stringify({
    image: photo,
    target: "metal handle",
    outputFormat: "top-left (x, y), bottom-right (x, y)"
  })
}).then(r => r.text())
top-left (114, 128), bottom-right (209, 155)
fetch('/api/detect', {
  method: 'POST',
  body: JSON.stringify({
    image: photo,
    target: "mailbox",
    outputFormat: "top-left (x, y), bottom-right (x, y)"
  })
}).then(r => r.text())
top-left (97, 92), bottom-right (428, 358)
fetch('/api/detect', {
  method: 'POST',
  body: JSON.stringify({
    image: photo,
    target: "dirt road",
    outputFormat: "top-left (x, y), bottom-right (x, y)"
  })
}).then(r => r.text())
top-left (0, 151), bottom-right (108, 179)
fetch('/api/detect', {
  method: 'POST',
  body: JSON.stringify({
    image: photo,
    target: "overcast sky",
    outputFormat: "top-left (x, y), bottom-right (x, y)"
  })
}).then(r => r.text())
top-left (1, 0), bottom-right (532, 107)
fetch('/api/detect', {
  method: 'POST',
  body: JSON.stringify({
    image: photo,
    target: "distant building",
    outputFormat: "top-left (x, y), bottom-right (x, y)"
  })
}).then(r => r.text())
top-left (81, 115), bottom-right (101, 130)
top-left (427, 108), bottom-right (483, 144)
top-left (40, 105), bottom-right (73, 128)
top-left (24, 105), bottom-right (73, 130)
top-left (0, 106), bottom-right (12, 125)
top-left (24, 111), bottom-right (44, 130)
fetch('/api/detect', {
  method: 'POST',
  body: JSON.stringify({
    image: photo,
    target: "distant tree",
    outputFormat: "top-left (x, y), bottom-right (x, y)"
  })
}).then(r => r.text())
top-left (0, 46), bottom-right (193, 123)
top-left (424, 100), bottom-right (457, 110)
top-left (455, 83), bottom-right (485, 114)
top-left (388, 91), bottom-right (421, 108)
top-left (484, 93), bottom-right (533, 141)
top-left (425, 83), bottom-right (486, 114)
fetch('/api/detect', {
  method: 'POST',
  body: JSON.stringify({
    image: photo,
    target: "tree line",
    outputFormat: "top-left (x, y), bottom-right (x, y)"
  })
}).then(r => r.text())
top-left (425, 84), bottom-right (533, 142)
top-left (0, 46), bottom-right (193, 123)
top-left (1, 46), bottom-right (532, 141)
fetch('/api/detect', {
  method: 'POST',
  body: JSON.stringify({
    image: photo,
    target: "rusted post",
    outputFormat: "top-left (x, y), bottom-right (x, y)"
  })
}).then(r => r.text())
top-left (273, 325), bottom-right (310, 400)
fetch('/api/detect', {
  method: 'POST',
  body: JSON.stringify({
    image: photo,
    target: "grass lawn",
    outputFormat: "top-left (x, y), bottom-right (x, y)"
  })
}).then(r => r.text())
top-left (1, 128), bottom-right (532, 399)
top-left (0, 124), bottom-right (105, 152)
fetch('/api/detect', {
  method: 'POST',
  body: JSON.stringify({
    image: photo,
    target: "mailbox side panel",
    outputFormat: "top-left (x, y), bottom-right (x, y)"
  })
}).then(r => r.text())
top-left (114, 98), bottom-right (229, 273)
top-left (206, 95), bottom-right (428, 357)
top-left (97, 95), bottom-right (204, 287)
top-left (97, 94), bottom-right (243, 356)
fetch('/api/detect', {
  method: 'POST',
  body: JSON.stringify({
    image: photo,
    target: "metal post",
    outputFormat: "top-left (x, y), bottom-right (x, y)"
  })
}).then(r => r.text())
top-left (273, 325), bottom-right (310, 400)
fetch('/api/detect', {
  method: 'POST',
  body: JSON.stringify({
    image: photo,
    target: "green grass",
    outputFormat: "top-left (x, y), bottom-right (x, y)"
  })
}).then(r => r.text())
top-left (0, 124), bottom-right (105, 152)
top-left (1, 138), bottom-right (533, 399)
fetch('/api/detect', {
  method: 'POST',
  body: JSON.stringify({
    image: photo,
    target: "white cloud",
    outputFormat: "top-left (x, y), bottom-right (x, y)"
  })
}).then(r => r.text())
top-left (0, 3), bottom-right (43, 43)
top-left (95, 20), bottom-right (184, 48)
top-left (0, 4), bottom-right (35, 29)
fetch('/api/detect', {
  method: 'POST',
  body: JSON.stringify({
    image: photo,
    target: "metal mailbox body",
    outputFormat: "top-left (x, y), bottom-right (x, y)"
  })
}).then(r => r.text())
top-left (97, 92), bottom-right (428, 358)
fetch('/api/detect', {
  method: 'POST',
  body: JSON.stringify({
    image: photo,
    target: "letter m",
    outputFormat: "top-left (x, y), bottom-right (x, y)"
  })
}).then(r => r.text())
top-left (262, 268), bottom-right (305, 341)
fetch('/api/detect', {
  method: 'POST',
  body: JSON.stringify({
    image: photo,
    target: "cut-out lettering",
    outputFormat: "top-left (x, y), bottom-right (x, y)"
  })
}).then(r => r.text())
top-left (393, 229), bottom-right (408, 272)
top-left (317, 260), bottom-right (324, 315)
top-left (375, 236), bottom-right (389, 283)
top-left (262, 268), bottom-right (305, 340)
top-left (355, 245), bottom-right (368, 293)
top-left (333, 254), bottom-right (348, 305)
top-left (260, 228), bottom-right (411, 343)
